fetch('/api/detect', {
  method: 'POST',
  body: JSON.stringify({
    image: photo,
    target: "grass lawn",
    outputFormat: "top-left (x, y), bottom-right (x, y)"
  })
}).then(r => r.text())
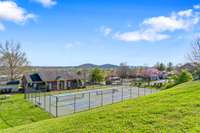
top-left (0, 94), bottom-right (52, 130)
top-left (2, 81), bottom-right (200, 133)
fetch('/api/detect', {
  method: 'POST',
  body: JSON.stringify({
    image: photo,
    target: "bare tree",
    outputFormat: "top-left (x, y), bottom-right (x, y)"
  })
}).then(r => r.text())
top-left (0, 41), bottom-right (29, 81)
top-left (189, 38), bottom-right (200, 63)
top-left (188, 38), bottom-right (200, 79)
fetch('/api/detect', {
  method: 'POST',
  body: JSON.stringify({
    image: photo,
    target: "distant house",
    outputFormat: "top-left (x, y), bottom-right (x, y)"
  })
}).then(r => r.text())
top-left (106, 76), bottom-right (122, 85)
top-left (140, 68), bottom-right (167, 80)
top-left (22, 71), bottom-right (84, 91)
top-left (178, 63), bottom-right (196, 72)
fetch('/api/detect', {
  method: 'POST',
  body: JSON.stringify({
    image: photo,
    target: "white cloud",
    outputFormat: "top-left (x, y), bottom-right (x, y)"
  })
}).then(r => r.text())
top-left (0, 22), bottom-right (5, 31)
top-left (178, 9), bottom-right (193, 17)
top-left (143, 16), bottom-right (184, 32)
top-left (100, 26), bottom-right (112, 36)
top-left (114, 6), bottom-right (200, 42)
top-left (143, 9), bottom-right (198, 32)
top-left (114, 30), bottom-right (170, 42)
top-left (0, 1), bottom-right (36, 24)
top-left (33, 0), bottom-right (56, 7)
top-left (0, 0), bottom-right (36, 31)
top-left (194, 5), bottom-right (200, 9)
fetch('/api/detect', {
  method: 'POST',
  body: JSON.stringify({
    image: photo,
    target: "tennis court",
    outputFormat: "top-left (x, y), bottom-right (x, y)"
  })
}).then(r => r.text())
top-left (26, 86), bottom-right (159, 117)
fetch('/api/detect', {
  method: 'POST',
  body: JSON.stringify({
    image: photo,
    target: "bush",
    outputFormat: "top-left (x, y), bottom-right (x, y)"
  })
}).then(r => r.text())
top-left (175, 70), bottom-right (193, 84)
top-left (164, 82), bottom-right (176, 89)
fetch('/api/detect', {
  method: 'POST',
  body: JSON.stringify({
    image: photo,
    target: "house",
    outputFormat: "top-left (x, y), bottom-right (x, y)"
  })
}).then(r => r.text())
top-left (140, 68), bottom-right (166, 80)
top-left (106, 76), bottom-right (122, 85)
top-left (22, 71), bottom-right (84, 91)
top-left (177, 63), bottom-right (196, 73)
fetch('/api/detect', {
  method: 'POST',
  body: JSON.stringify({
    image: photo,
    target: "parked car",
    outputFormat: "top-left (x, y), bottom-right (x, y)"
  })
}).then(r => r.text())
top-left (0, 80), bottom-right (20, 94)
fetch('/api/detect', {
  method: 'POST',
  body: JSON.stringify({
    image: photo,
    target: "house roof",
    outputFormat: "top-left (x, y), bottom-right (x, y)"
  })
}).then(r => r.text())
top-left (178, 63), bottom-right (196, 72)
top-left (24, 70), bottom-right (81, 82)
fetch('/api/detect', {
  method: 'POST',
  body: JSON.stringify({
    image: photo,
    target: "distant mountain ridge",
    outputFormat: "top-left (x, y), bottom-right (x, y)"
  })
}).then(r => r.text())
top-left (77, 63), bottom-right (119, 69)
top-left (33, 63), bottom-right (119, 70)
top-left (77, 63), bottom-right (98, 68)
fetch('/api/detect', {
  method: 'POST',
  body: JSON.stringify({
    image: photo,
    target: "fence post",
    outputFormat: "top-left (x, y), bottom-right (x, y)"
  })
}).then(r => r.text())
top-left (74, 94), bottom-right (76, 113)
top-left (88, 92), bottom-right (91, 109)
top-left (29, 91), bottom-right (31, 100)
top-left (27, 90), bottom-right (29, 100)
top-left (129, 88), bottom-right (131, 98)
top-left (121, 88), bottom-right (124, 101)
top-left (101, 90), bottom-right (103, 106)
top-left (30, 91), bottom-right (32, 100)
top-left (44, 93), bottom-right (46, 110)
top-left (39, 91), bottom-right (42, 107)
top-left (55, 96), bottom-right (58, 117)
top-left (49, 95), bottom-right (51, 114)
top-left (151, 88), bottom-right (153, 94)
top-left (112, 89), bottom-right (114, 104)
top-left (32, 92), bottom-right (34, 101)
top-left (24, 89), bottom-right (27, 99)
top-left (138, 87), bottom-right (140, 97)
top-left (29, 90), bottom-right (31, 100)
top-left (29, 92), bottom-right (31, 101)
top-left (35, 92), bottom-right (37, 105)
top-left (144, 88), bottom-right (146, 96)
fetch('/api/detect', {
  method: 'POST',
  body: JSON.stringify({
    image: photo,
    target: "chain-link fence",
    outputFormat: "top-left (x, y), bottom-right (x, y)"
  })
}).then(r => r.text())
top-left (25, 87), bottom-right (159, 117)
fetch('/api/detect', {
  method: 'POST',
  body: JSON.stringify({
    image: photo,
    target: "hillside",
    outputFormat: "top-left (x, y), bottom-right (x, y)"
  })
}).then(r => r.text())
top-left (2, 81), bottom-right (200, 133)
top-left (0, 94), bottom-right (52, 130)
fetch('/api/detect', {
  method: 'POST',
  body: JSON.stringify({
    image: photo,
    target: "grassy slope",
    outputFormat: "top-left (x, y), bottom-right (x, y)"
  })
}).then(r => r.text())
top-left (2, 81), bottom-right (200, 133)
top-left (0, 94), bottom-right (52, 130)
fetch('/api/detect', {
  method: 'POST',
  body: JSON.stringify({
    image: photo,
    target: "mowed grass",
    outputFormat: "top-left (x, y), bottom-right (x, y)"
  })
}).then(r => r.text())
top-left (0, 94), bottom-right (52, 130)
top-left (2, 81), bottom-right (200, 133)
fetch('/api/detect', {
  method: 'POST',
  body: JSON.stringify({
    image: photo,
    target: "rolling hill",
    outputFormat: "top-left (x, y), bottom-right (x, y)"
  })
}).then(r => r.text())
top-left (2, 81), bottom-right (200, 133)
top-left (0, 94), bottom-right (52, 130)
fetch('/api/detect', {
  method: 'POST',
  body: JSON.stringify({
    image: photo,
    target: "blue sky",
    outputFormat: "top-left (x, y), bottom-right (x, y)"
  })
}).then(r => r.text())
top-left (0, 0), bottom-right (200, 66)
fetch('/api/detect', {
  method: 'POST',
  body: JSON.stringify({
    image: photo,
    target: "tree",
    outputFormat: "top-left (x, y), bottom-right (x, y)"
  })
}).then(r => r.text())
top-left (189, 38), bottom-right (200, 79)
top-left (0, 41), bottom-right (29, 81)
top-left (189, 37), bottom-right (200, 63)
top-left (90, 68), bottom-right (105, 83)
top-left (117, 62), bottom-right (130, 79)
top-left (167, 62), bottom-right (174, 72)
top-left (155, 62), bottom-right (166, 71)
top-left (193, 67), bottom-right (200, 80)
top-left (175, 70), bottom-right (193, 84)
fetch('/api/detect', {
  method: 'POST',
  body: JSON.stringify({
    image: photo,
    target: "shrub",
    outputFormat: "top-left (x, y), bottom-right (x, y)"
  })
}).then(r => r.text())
top-left (164, 82), bottom-right (176, 89)
top-left (175, 70), bottom-right (193, 84)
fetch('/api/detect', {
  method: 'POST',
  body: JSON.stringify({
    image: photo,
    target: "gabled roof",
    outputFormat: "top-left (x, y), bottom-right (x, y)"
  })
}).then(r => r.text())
top-left (24, 70), bottom-right (81, 82)
top-left (39, 71), bottom-right (80, 81)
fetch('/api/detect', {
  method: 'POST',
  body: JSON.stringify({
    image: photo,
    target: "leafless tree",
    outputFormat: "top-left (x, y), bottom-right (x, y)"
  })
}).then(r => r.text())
top-left (189, 37), bottom-right (200, 64)
top-left (0, 41), bottom-right (29, 81)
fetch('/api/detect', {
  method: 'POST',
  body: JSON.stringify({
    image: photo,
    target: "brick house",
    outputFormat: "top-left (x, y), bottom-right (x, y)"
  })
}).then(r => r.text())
top-left (22, 71), bottom-right (84, 91)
